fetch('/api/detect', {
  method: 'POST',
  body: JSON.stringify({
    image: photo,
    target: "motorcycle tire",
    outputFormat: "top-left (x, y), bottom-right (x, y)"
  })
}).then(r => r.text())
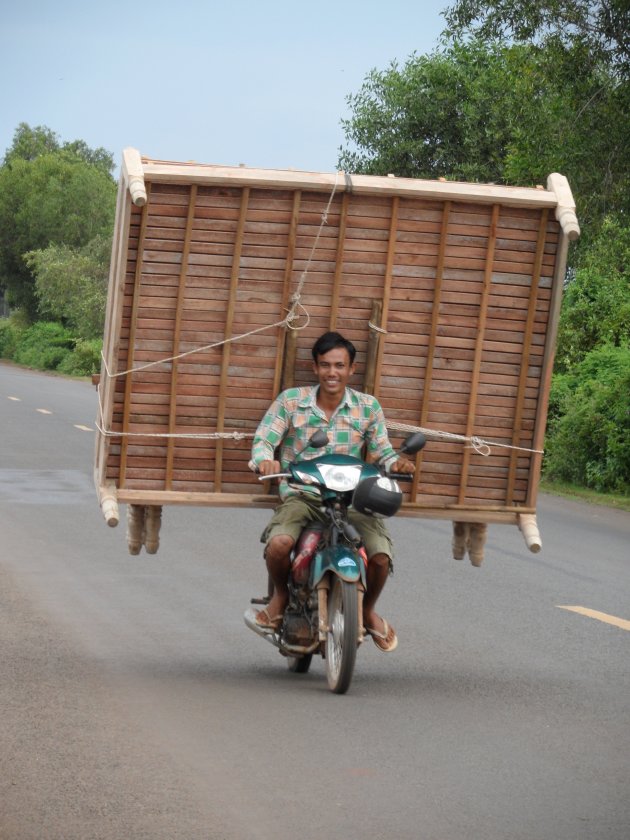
top-left (287, 654), bottom-right (313, 673)
top-left (325, 577), bottom-right (359, 694)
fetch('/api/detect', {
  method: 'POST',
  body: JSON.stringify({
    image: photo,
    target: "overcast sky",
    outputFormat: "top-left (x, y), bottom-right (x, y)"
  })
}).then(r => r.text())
top-left (1, 0), bottom-right (449, 174)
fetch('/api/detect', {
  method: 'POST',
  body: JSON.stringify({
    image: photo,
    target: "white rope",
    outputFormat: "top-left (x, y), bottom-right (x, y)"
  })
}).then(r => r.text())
top-left (95, 383), bottom-right (254, 440)
top-left (368, 320), bottom-right (388, 334)
top-left (386, 420), bottom-right (544, 458)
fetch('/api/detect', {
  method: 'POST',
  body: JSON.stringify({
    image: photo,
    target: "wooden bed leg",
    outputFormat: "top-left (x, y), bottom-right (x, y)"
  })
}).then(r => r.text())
top-left (452, 521), bottom-right (487, 566)
top-left (144, 505), bottom-right (162, 554)
top-left (126, 504), bottom-right (146, 555)
top-left (519, 514), bottom-right (542, 553)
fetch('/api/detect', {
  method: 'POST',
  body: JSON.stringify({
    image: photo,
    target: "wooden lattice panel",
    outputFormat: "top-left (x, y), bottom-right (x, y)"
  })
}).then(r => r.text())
top-left (95, 150), bottom-right (579, 530)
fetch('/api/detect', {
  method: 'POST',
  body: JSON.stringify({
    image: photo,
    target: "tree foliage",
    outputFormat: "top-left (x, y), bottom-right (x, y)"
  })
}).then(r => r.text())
top-left (545, 345), bottom-right (630, 492)
top-left (443, 0), bottom-right (630, 79)
top-left (25, 234), bottom-right (111, 340)
top-left (3, 123), bottom-right (114, 174)
top-left (0, 124), bottom-right (116, 319)
top-left (339, 39), bottom-right (630, 232)
top-left (556, 217), bottom-right (630, 370)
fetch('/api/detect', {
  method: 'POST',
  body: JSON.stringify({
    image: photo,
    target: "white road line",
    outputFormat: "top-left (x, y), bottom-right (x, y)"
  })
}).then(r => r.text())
top-left (36, 408), bottom-right (53, 414)
top-left (74, 424), bottom-right (94, 432)
top-left (557, 605), bottom-right (630, 632)
top-left (7, 396), bottom-right (21, 401)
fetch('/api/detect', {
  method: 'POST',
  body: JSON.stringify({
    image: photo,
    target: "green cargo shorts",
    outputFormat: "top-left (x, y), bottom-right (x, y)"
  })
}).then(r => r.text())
top-left (260, 495), bottom-right (394, 561)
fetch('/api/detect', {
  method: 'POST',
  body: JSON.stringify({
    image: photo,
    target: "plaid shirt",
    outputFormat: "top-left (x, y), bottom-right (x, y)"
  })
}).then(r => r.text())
top-left (249, 386), bottom-right (398, 499)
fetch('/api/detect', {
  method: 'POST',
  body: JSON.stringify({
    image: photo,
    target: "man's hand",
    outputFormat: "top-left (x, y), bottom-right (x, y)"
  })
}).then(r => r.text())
top-left (390, 457), bottom-right (415, 475)
top-left (258, 459), bottom-right (282, 477)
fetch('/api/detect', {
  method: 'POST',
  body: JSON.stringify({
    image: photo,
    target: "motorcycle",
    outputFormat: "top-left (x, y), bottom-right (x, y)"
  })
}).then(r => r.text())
top-left (244, 429), bottom-right (426, 694)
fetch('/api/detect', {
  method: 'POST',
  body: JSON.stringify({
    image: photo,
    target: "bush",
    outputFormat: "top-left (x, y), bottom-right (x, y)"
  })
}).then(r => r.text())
top-left (57, 338), bottom-right (102, 376)
top-left (13, 321), bottom-right (74, 370)
top-left (544, 345), bottom-right (630, 493)
top-left (0, 314), bottom-right (27, 359)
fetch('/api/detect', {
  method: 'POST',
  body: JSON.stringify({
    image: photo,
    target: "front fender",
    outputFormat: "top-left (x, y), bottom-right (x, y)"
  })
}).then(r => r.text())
top-left (310, 545), bottom-right (366, 587)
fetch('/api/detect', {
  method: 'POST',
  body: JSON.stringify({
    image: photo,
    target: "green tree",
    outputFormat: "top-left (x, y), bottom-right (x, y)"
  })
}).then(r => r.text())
top-left (545, 344), bottom-right (630, 493)
top-left (2, 123), bottom-right (59, 164)
top-left (339, 39), bottom-right (629, 231)
top-left (0, 132), bottom-right (116, 319)
top-left (25, 234), bottom-right (111, 340)
top-left (443, 0), bottom-right (630, 79)
top-left (3, 122), bottom-right (114, 175)
top-left (556, 216), bottom-right (630, 370)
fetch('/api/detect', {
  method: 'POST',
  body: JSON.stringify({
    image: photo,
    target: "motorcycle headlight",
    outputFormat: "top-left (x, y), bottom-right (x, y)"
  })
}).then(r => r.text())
top-left (316, 463), bottom-right (362, 492)
top-left (293, 469), bottom-right (317, 485)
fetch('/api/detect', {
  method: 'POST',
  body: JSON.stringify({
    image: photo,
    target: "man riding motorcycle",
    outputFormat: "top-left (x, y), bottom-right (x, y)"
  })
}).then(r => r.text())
top-left (248, 331), bottom-right (415, 652)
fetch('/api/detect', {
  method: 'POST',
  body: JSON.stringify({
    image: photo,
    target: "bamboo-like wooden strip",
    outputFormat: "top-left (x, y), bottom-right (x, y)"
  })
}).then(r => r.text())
top-left (528, 220), bottom-right (567, 507)
top-left (214, 187), bottom-right (250, 490)
top-left (271, 190), bottom-right (301, 397)
top-left (114, 486), bottom-right (532, 521)
top-left (458, 204), bottom-right (500, 504)
top-left (410, 201), bottom-right (451, 499)
top-left (281, 327), bottom-right (298, 391)
top-left (165, 185), bottom-right (198, 489)
top-left (506, 208), bottom-right (548, 501)
top-left (96, 178), bottom-right (131, 496)
top-left (119, 191), bottom-right (151, 487)
top-left (329, 192), bottom-right (349, 331)
top-left (371, 196), bottom-right (399, 398)
top-left (141, 158), bottom-right (561, 210)
top-left (364, 300), bottom-right (383, 395)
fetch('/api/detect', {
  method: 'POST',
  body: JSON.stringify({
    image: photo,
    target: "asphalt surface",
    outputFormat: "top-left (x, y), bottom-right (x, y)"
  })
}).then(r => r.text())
top-left (1, 361), bottom-right (629, 840)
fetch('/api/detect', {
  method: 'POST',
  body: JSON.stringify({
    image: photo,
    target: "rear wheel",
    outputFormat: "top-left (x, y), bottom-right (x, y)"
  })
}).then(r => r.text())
top-left (325, 577), bottom-right (359, 694)
top-left (287, 654), bottom-right (313, 673)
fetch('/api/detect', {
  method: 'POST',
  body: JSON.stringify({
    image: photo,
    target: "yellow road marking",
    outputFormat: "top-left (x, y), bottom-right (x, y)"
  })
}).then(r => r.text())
top-left (36, 408), bottom-right (52, 414)
top-left (74, 424), bottom-right (94, 432)
top-left (557, 606), bottom-right (630, 632)
top-left (8, 396), bottom-right (21, 401)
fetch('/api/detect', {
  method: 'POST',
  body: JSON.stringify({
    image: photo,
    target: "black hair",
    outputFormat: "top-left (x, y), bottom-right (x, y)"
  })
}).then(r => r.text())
top-left (311, 331), bottom-right (356, 364)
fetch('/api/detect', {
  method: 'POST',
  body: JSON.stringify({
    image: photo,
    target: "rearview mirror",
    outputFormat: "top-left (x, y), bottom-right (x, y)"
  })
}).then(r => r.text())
top-left (400, 432), bottom-right (426, 455)
top-left (308, 430), bottom-right (329, 449)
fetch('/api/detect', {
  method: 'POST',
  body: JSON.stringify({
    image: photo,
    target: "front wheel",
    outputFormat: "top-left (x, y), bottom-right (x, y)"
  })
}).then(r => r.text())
top-left (325, 577), bottom-right (359, 694)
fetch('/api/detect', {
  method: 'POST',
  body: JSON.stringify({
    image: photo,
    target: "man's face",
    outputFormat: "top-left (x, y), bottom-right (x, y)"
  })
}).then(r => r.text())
top-left (313, 346), bottom-right (355, 400)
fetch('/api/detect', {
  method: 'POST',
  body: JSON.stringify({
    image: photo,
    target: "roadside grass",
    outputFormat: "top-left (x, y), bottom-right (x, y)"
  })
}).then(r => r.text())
top-left (540, 478), bottom-right (630, 512)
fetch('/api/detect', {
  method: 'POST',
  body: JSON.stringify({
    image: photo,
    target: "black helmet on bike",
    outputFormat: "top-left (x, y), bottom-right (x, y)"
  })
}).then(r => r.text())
top-left (352, 475), bottom-right (403, 518)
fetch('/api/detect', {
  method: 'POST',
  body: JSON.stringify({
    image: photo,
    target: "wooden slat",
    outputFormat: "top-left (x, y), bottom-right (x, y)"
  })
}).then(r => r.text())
top-left (528, 219), bottom-right (567, 507)
top-left (96, 179), bottom-right (132, 492)
top-left (214, 187), bottom-right (250, 490)
top-left (458, 204), bottom-right (500, 504)
top-left (506, 208), bottom-right (548, 501)
top-left (371, 196), bottom-right (399, 397)
top-left (141, 159), bottom-right (560, 210)
top-left (274, 190), bottom-right (301, 396)
top-left (119, 189), bottom-right (151, 487)
top-left (410, 200), bottom-right (451, 500)
top-left (165, 185), bottom-right (197, 488)
top-left (329, 192), bottom-right (349, 330)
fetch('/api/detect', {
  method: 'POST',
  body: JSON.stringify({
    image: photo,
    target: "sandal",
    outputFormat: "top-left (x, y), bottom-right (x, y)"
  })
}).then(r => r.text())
top-left (254, 606), bottom-right (284, 631)
top-left (365, 618), bottom-right (398, 652)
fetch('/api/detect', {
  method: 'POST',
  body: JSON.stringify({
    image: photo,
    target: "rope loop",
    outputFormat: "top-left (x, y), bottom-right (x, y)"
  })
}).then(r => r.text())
top-left (386, 420), bottom-right (543, 458)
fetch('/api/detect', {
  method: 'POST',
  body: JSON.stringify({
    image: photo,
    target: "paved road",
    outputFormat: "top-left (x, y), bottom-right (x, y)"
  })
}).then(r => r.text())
top-left (1, 362), bottom-right (629, 840)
